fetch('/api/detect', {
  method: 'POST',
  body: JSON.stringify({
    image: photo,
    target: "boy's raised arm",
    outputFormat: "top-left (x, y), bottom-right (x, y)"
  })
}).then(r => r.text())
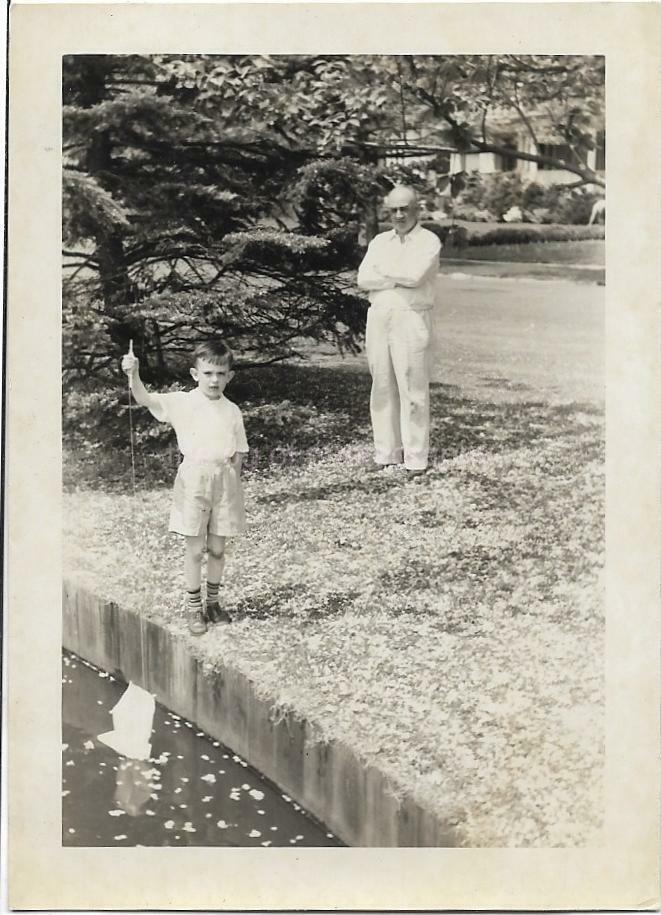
top-left (121, 346), bottom-right (160, 412)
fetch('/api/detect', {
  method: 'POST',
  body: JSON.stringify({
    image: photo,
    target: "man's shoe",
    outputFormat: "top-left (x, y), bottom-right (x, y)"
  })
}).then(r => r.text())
top-left (187, 609), bottom-right (208, 636)
top-left (405, 467), bottom-right (427, 479)
top-left (364, 461), bottom-right (387, 472)
top-left (206, 601), bottom-right (232, 625)
top-left (365, 460), bottom-right (404, 472)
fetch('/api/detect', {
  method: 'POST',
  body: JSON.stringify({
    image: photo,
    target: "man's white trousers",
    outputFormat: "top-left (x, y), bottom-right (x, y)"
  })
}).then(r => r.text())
top-left (365, 302), bottom-right (432, 470)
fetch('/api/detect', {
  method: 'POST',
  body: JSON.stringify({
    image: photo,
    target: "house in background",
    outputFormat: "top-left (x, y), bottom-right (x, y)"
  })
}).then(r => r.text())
top-left (379, 111), bottom-right (605, 190)
top-left (449, 114), bottom-right (605, 187)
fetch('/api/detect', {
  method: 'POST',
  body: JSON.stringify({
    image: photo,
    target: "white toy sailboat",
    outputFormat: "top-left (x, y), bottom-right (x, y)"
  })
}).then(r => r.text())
top-left (98, 681), bottom-right (156, 761)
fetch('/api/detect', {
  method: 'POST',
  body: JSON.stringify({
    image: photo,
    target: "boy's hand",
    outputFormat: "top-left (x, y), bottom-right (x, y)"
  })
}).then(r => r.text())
top-left (122, 345), bottom-right (139, 378)
top-left (119, 341), bottom-right (156, 410)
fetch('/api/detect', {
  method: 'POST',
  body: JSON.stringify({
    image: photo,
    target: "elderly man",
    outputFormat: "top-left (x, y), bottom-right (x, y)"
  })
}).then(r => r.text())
top-left (357, 185), bottom-right (441, 475)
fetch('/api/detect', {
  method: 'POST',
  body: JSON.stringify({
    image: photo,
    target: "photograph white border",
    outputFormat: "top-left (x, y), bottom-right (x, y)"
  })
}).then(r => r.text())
top-left (6, 2), bottom-right (661, 909)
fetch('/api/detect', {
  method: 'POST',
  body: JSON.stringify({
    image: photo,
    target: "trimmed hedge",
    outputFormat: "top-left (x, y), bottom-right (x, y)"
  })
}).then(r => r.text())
top-left (418, 221), bottom-right (605, 248)
top-left (466, 224), bottom-right (605, 246)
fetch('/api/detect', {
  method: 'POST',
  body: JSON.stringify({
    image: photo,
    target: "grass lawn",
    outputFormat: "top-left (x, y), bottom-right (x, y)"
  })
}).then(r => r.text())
top-left (64, 356), bottom-right (605, 846)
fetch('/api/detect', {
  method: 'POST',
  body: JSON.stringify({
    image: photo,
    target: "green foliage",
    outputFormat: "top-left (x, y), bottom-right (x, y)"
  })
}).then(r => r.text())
top-left (395, 55), bottom-right (605, 187)
top-left (459, 173), bottom-right (528, 220)
top-left (63, 53), bottom-right (604, 384)
top-left (160, 55), bottom-right (392, 153)
top-left (62, 172), bottom-right (131, 244)
top-left (537, 184), bottom-right (603, 225)
top-left (63, 383), bottom-right (183, 453)
top-left (290, 159), bottom-right (384, 232)
top-left (450, 173), bottom-right (604, 225)
top-left (62, 54), bottom-right (382, 383)
top-left (521, 181), bottom-right (547, 209)
top-left (419, 218), bottom-right (603, 248)
top-left (466, 224), bottom-right (604, 246)
top-left (419, 221), bottom-right (470, 250)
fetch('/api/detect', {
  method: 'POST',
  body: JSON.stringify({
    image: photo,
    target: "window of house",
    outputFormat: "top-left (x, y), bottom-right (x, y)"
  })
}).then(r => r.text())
top-left (498, 150), bottom-right (518, 171)
top-left (497, 137), bottom-right (518, 171)
top-left (537, 143), bottom-right (572, 169)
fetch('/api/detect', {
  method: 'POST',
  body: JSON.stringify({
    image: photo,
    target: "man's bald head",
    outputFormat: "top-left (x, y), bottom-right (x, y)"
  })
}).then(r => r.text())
top-left (384, 185), bottom-right (419, 236)
top-left (385, 186), bottom-right (419, 209)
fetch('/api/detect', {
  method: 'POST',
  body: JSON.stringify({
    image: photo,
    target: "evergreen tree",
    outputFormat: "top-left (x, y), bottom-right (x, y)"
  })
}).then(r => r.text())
top-left (63, 54), bottom-right (604, 382)
top-left (63, 55), bottom-right (389, 381)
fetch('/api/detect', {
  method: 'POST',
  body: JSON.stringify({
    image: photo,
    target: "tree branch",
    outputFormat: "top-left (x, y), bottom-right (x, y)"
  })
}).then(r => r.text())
top-left (509, 81), bottom-right (539, 146)
top-left (63, 250), bottom-right (100, 263)
top-left (440, 108), bottom-right (604, 186)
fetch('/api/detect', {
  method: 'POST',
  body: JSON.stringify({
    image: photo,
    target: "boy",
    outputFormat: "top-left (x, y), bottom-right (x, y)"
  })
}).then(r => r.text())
top-left (122, 340), bottom-right (248, 635)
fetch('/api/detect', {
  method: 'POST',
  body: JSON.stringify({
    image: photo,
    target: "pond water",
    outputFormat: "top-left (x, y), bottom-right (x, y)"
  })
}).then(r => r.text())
top-left (62, 651), bottom-right (341, 847)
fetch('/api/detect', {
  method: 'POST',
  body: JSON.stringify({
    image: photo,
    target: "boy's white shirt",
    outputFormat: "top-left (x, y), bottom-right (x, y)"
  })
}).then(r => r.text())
top-left (148, 388), bottom-right (249, 463)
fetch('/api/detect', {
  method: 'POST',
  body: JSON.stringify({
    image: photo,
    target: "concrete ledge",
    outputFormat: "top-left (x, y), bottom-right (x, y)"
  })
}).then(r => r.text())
top-left (63, 580), bottom-right (460, 847)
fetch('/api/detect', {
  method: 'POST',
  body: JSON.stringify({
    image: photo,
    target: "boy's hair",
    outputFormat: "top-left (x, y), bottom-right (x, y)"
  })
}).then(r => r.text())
top-left (192, 340), bottom-right (234, 369)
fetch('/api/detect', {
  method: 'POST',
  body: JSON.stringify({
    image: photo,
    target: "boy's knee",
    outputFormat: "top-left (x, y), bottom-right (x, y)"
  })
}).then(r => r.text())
top-left (185, 539), bottom-right (205, 565)
top-left (207, 536), bottom-right (226, 562)
top-left (207, 544), bottom-right (225, 561)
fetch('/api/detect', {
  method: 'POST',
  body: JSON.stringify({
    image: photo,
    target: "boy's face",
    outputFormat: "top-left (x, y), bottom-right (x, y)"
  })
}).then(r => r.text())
top-left (190, 358), bottom-right (233, 400)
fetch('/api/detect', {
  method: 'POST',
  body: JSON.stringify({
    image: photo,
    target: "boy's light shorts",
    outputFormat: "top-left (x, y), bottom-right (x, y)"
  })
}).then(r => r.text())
top-left (169, 458), bottom-right (246, 538)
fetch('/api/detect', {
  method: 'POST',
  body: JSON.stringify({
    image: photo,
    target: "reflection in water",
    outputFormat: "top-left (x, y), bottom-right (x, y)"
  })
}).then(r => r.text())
top-left (115, 759), bottom-right (154, 817)
top-left (98, 681), bottom-right (155, 761)
top-left (62, 651), bottom-right (341, 847)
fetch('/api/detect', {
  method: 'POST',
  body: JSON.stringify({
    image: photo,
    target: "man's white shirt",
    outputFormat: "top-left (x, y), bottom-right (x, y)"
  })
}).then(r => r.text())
top-left (357, 223), bottom-right (441, 310)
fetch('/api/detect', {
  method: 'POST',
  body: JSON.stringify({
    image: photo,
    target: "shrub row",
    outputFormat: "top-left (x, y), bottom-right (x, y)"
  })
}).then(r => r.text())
top-left (420, 221), bottom-right (605, 249)
top-left (449, 173), bottom-right (605, 225)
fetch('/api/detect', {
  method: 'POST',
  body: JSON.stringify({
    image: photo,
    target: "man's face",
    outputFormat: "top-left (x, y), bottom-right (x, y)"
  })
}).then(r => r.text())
top-left (190, 358), bottom-right (233, 400)
top-left (386, 192), bottom-right (419, 236)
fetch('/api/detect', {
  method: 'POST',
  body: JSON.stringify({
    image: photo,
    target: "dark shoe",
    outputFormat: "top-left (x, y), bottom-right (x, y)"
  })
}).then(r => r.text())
top-left (206, 601), bottom-right (231, 625)
top-left (365, 460), bottom-right (403, 472)
top-left (405, 467), bottom-right (427, 479)
top-left (187, 609), bottom-right (208, 636)
top-left (364, 461), bottom-right (387, 472)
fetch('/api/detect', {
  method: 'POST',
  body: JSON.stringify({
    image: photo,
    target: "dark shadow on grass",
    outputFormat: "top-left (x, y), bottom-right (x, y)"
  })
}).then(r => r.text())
top-left (240, 365), bottom-right (602, 458)
top-left (255, 472), bottom-right (408, 505)
top-left (64, 361), bottom-right (604, 493)
top-left (479, 376), bottom-right (533, 392)
top-left (229, 585), bottom-right (357, 625)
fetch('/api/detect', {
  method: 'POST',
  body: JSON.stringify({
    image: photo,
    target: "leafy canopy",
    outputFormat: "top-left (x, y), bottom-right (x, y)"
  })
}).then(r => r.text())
top-left (63, 54), bottom-right (604, 381)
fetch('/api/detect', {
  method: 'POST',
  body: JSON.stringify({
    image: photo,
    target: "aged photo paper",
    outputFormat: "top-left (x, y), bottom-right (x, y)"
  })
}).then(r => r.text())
top-left (6, 1), bottom-right (661, 910)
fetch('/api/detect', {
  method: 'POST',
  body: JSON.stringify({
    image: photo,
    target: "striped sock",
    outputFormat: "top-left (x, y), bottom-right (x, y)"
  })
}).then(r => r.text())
top-left (206, 581), bottom-right (220, 604)
top-left (186, 589), bottom-right (202, 613)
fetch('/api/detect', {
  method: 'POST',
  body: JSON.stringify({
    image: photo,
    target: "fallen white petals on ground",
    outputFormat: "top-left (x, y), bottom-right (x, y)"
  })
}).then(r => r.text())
top-left (64, 406), bottom-right (604, 847)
